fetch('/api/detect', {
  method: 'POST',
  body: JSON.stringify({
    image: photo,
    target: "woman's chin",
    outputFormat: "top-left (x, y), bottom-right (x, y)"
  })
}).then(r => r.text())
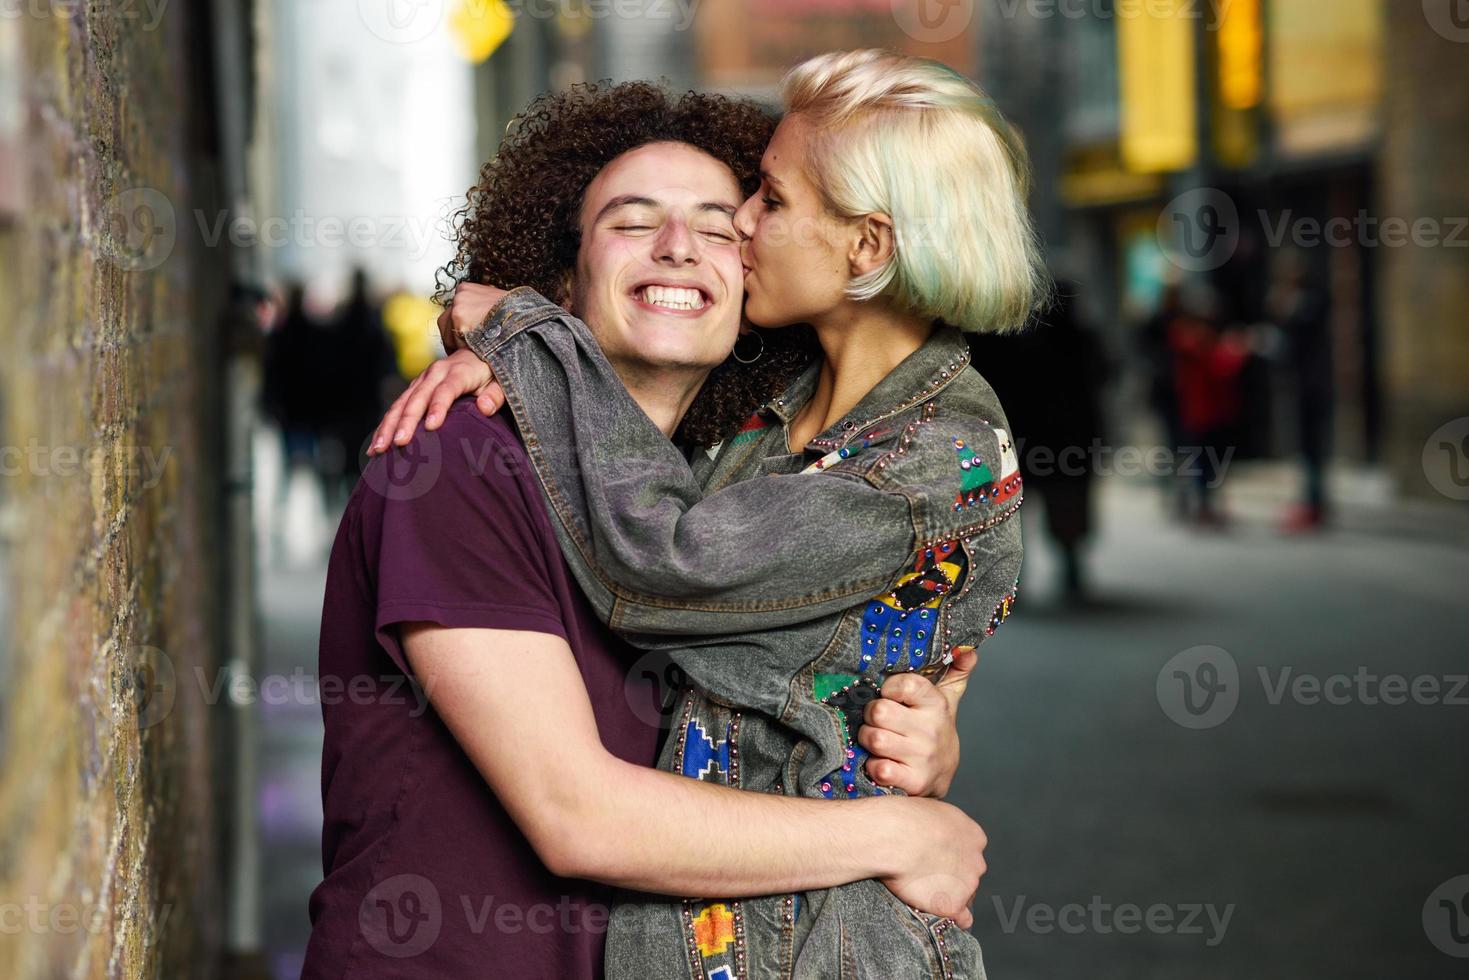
top-left (742, 301), bottom-right (792, 331)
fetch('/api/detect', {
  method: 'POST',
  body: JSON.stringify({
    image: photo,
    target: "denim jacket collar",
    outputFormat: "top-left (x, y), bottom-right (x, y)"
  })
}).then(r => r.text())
top-left (762, 324), bottom-right (972, 452)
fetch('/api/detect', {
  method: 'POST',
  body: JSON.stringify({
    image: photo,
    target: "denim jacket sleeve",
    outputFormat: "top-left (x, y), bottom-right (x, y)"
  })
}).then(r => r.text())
top-left (466, 288), bottom-right (1022, 635)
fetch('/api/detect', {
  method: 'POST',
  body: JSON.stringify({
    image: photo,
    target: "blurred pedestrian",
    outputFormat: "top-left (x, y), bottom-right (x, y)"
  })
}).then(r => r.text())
top-left (1169, 286), bottom-right (1248, 527)
top-left (262, 281), bottom-right (328, 470)
top-left (319, 267), bottom-right (395, 503)
top-left (970, 280), bottom-right (1109, 601)
top-left (1266, 250), bottom-right (1333, 531)
top-left (1138, 281), bottom-right (1189, 517)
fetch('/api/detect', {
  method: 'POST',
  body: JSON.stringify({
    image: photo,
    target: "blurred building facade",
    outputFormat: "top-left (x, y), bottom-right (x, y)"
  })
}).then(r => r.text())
top-left (256, 0), bottom-right (477, 303)
top-left (470, 0), bottom-right (983, 159)
top-left (977, 0), bottom-right (1469, 499)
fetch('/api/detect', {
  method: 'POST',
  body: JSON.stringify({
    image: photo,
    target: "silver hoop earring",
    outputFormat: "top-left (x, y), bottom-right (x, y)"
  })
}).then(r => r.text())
top-left (733, 330), bottom-right (765, 364)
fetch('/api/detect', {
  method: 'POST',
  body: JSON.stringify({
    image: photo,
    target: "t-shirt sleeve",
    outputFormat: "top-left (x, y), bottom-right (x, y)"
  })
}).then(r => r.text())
top-left (361, 410), bottom-right (569, 676)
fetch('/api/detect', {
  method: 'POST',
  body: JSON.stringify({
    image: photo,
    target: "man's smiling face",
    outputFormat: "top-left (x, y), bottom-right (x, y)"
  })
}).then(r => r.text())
top-left (570, 141), bottom-right (746, 381)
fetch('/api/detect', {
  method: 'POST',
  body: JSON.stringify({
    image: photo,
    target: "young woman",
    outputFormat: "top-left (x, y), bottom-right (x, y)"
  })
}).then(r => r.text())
top-left (375, 50), bottom-right (1047, 980)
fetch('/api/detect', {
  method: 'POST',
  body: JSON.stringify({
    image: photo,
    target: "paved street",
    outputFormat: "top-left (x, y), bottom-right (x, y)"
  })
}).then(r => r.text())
top-left (955, 476), bottom-right (1469, 979)
top-left (257, 468), bottom-right (1469, 978)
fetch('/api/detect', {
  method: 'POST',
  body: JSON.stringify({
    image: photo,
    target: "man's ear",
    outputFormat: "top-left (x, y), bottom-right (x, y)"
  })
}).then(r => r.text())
top-left (553, 268), bottom-right (576, 311)
top-left (849, 213), bottom-right (897, 280)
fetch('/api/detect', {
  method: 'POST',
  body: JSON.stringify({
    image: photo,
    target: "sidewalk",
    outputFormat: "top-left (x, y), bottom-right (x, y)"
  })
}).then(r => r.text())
top-left (1159, 459), bottom-right (1469, 548)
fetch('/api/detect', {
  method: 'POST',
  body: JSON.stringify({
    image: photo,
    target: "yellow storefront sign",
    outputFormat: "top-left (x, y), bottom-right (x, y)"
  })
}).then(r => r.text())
top-left (1116, 0), bottom-right (1197, 174)
top-left (450, 0), bottom-right (515, 64)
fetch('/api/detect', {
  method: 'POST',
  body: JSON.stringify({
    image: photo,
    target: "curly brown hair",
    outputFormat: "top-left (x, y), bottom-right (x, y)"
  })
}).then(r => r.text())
top-left (436, 81), bottom-right (818, 448)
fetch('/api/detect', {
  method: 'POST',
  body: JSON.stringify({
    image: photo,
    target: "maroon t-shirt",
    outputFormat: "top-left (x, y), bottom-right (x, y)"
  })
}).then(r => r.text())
top-left (303, 401), bottom-right (661, 979)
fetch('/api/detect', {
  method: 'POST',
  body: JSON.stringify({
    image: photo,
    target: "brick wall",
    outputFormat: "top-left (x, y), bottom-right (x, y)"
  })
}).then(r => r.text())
top-left (0, 3), bottom-right (235, 976)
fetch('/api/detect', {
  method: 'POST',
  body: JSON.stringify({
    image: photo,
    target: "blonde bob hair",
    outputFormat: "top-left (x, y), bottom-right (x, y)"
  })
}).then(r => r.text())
top-left (782, 49), bottom-right (1049, 333)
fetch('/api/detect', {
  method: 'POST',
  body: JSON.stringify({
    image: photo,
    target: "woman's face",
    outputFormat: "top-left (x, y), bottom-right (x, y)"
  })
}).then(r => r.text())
top-left (733, 114), bottom-right (855, 329)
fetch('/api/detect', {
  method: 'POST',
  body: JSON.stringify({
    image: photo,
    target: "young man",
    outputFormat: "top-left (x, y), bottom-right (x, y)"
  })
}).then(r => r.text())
top-left (304, 85), bottom-right (985, 979)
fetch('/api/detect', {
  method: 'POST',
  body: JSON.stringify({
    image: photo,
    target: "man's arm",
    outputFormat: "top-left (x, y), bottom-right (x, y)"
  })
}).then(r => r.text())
top-left (402, 623), bottom-right (986, 925)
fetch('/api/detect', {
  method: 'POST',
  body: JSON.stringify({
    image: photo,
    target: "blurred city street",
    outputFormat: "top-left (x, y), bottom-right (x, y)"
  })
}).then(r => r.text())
top-left (959, 474), bottom-right (1469, 979)
top-left (255, 464), bottom-right (1469, 978)
top-left (4, 0), bottom-right (1468, 976)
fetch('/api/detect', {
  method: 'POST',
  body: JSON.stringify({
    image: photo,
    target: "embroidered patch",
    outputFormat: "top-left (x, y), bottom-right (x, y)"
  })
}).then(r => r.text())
top-left (815, 672), bottom-right (862, 701)
top-left (692, 904), bottom-right (736, 957)
top-left (816, 673), bottom-right (879, 738)
top-left (988, 585), bottom-right (1019, 635)
top-left (858, 541), bottom-right (966, 672)
top-left (817, 707), bottom-right (880, 800)
top-left (952, 429), bottom-right (1023, 510)
top-left (680, 718), bottom-right (732, 782)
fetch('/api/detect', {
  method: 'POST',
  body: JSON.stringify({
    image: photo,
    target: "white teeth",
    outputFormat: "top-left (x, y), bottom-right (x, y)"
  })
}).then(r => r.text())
top-left (639, 285), bottom-right (706, 311)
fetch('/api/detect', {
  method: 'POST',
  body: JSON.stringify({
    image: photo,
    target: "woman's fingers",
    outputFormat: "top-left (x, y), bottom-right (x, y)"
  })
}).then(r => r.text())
top-left (476, 381), bottom-right (506, 416)
top-left (437, 306), bottom-right (460, 353)
top-left (425, 360), bottom-right (488, 428)
top-left (369, 376), bottom-right (422, 454)
top-left (391, 368), bottom-right (449, 444)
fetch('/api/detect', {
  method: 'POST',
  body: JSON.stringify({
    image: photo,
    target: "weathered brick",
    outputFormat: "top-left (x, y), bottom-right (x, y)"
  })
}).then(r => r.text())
top-left (0, 3), bottom-right (233, 977)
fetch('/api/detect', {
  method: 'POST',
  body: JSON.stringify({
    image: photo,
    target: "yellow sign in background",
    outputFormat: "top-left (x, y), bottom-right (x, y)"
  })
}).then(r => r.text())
top-left (1117, 0), bottom-right (1198, 174)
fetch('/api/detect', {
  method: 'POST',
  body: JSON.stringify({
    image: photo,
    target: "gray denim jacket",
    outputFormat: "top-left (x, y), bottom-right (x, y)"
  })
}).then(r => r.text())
top-left (466, 288), bottom-right (1024, 980)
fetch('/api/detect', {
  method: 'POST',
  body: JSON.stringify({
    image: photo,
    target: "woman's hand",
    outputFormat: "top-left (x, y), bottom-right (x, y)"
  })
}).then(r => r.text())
top-left (368, 281), bottom-right (517, 454)
top-left (367, 348), bottom-right (506, 454)
top-left (436, 282), bottom-right (510, 353)
top-left (860, 646), bottom-right (978, 798)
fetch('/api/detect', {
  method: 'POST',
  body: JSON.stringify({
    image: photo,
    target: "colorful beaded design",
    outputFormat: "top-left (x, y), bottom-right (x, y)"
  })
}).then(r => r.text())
top-left (952, 426), bottom-right (1023, 511)
top-left (680, 717), bottom-right (733, 782)
top-left (988, 581), bottom-right (1019, 636)
top-left (857, 540), bottom-right (966, 672)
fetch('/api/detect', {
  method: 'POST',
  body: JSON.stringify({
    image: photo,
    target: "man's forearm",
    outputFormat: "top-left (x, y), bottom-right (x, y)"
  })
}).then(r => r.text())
top-left (552, 756), bottom-right (911, 897)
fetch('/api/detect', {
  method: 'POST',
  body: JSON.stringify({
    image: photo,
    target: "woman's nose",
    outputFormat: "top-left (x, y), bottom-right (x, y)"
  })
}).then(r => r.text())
top-left (733, 194), bottom-right (757, 240)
